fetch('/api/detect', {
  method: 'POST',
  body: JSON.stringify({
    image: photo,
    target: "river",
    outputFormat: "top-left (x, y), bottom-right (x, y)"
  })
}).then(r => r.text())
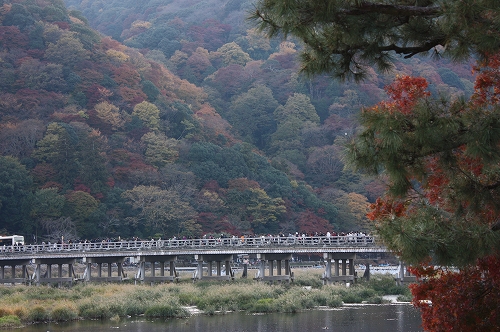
top-left (18, 304), bottom-right (423, 332)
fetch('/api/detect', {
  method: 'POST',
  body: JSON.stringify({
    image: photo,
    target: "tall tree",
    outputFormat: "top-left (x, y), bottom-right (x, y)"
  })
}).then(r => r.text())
top-left (122, 185), bottom-right (199, 237)
top-left (251, 1), bottom-right (500, 327)
top-left (250, 0), bottom-right (500, 80)
top-left (347, 73), bottom-right (500, 266)
top-left (141, 132), bottom-right (178, 168)
top-left (229, 84), bottom-right (278, 149)
top-left (132, 101), bottom-right (160, 131)
top-left (347, 67), bottom-right (500, 328)
top-left (0, 156), bottom-right (33, 234)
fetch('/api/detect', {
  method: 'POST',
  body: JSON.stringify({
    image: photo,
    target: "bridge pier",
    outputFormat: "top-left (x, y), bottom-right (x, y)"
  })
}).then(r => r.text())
top-left (34, 258), bottom-right (76, 286)
top-left (83, 257), bottom-right (127, 282)
top-left (0, 259), bottom-right (31, 284)
top-left (396, 262), bottom-right (417, 285)
top-left (255, 253), bottom-right (293, 283)
top-left (194, 254), bottom-right (234, 281)
top-left (136, 255), bottom-right (178, 284)
top-left (322, 253), bottom-right (356, 285)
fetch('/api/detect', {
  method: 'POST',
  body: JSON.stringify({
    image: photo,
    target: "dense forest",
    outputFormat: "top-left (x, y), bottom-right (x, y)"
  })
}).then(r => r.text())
top-left (0, 0), bottom-right (474, 243)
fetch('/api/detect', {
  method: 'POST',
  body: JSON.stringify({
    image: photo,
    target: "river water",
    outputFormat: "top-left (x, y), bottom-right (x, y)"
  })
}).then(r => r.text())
top-left (18, 304), bottom-right (423, 332)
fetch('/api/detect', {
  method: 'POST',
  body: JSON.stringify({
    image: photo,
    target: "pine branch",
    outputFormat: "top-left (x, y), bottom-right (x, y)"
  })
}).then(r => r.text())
top-left (339, 3), bottom-right (441, 17)
top-left (378, 38), bottom-right (447, 58)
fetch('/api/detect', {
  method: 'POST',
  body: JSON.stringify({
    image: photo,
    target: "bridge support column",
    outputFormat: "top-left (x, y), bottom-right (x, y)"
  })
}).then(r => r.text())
top-left (194, 254), bottom-right (234, 281)
top-left (34, 258), bottom-right (76, 285)
top-left (324, 257), bottom-right (332, 285)
top-left (85, 262), bottom-right (91, 282)
top-left (363, 263), bottom-right (370, 281)
top-left (159, 262), bottom-right (164, 277)
top-left (136, 255), bottom-right (177, 284)
top-left (197, 260), bottom-right (203, 280)
top-left (323, 253), bottom-right (356, 285)
top-left (0, 259), bottom-right (31, 285)
top-left (255, 254), bottom-right (293, 283)
top-left (396, 262), bottom-right (417, 285)
top-left (47, 264), bottom-right (52, 280)
top-left (85, 257), bottom-right (127, 283)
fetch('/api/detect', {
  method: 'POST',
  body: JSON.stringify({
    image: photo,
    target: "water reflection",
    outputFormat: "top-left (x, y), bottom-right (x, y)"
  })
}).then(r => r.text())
top-left (19, 304), bottom-right (423, 332)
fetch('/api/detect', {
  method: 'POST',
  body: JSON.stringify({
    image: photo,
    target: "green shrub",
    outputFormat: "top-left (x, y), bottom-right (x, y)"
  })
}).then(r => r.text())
top-left (0, 288), bottom-right (14, 297)
top-left (0, 315), bottom-right (22, 328)
top-left (107, 300), bottom-right (126, 317)
top-left (123, 299), bottom-right (148, 316)
top-left (277, 296), bottom-right (301, 313)
top-left (51, 306), bottom-right (78, 321)
top-left (177, 292), bottom-right (198, 306)
top-left (249, 298), bottom-right (276, 313)
top-left (78, 302), bottom-right (113, 319)
top-left (397, 294), bottom-right (413, 302)
top-left (27, 306), bottom-right (50, 322)
top-left (309, 290), bottom-right (330, 306)
top-left (294, 274), bottom-right (324, 288)
top-left (144, 304), bottom-right (189, 318)
top-left (131, 288), bottom-right (164, 303)
top-left (70, 284), bottom-right (97, 300)
top-left (366, 296), bottom-right (384, 304)
top-left (326, 295), bottom-right (343, 307)
top-left (202, 305), bottom-right (217, 315)
top-left (356, 288), bottom-right (377, 298)
top-left (366, 275), bottom-right (411, 296)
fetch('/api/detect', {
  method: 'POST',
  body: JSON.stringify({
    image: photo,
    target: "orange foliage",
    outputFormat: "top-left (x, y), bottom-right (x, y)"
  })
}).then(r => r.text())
top-left (194, 104), bottom-right (233, 142)
top-left (365, 57), bottom-right (500, 331)
top-left (368, 75), bottom-right (430, 115)
top-left (410, 256), bottom-right (500, 331)
top-left (118, 86), bottom-right (146, 105)
top-left (112, 64), bottom-right (141, 86)
top-left (295, 210), bottom-right (332, 234)
top-left (366, 197), bottom-right (407, 221)
top-left (473, 54), bottom-right (500, 105)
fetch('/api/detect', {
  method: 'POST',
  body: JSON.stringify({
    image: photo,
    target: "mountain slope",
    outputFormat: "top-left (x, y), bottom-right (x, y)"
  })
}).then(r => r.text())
top-left (0, 0), bottom-right (350, 242)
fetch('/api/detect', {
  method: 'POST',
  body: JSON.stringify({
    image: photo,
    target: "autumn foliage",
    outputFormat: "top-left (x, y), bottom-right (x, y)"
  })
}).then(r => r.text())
top-left (409, 256), bottom-right (500, 331)
top-left (358, 60), bottom-right (500, 330)
top-left (375, 75), bottom-right (430, 115)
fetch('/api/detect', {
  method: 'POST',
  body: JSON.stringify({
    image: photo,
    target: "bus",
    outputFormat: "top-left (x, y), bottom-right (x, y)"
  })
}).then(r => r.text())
top-left (0, 235), bottom-right (25, 246)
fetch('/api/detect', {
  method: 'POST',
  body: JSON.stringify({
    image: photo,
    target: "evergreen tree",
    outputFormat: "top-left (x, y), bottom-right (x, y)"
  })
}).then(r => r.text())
top-left (250, 1), bottom-right (500, 327)
top-left (250, 0), bottom-right (500, 80)
top-left (346, 73), bottom-right (500, 266)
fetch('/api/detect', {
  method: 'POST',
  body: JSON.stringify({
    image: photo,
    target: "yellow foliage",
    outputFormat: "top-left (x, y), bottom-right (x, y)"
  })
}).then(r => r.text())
top-left (106, 49), bottom-right (129, 63)
top-left (131, 20), bottom-right (152, 29)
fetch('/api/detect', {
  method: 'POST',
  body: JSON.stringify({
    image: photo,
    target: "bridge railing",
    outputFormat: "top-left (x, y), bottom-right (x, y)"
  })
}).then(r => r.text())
top-left (0, 235), bottom-right (379, 255)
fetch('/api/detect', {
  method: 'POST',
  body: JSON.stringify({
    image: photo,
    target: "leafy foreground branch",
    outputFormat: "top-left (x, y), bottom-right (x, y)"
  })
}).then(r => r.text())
top-left (345, 56), bottom-right (500, 330)
top-left (0, 273), bottom-right (410, 328)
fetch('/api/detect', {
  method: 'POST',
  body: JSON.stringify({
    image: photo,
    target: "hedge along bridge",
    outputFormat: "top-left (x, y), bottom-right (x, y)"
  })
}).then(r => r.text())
top-left (0, 235), bottom-right (413, 285)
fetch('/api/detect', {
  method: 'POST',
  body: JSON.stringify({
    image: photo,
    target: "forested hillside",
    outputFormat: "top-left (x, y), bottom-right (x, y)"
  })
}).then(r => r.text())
top-left (0, 0), bottom-right (473, 243)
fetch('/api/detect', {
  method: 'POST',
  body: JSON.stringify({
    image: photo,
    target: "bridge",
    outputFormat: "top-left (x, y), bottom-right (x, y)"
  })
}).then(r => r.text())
top-left (0, 235), bottom-right (414, 285)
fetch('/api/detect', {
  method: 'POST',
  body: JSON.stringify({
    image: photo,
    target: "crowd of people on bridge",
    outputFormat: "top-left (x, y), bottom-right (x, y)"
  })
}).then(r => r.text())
top-left (1, 231), bottom-right (373, 253)
top-left (75, 230), bottom-right (371, 244)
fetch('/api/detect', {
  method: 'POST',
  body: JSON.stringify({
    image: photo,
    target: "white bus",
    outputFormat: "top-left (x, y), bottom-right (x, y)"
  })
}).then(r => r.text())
top-left (0, 235), bottom-right (25, 246)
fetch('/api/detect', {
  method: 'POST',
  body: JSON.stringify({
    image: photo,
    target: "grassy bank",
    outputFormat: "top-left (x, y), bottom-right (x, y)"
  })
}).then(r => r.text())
top-left (0, 270), bottom-right (411, 328)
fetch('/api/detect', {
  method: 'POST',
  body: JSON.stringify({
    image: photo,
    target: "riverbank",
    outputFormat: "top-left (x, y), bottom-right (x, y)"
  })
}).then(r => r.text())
top-left (0, 270), bottom-right (412, 329)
